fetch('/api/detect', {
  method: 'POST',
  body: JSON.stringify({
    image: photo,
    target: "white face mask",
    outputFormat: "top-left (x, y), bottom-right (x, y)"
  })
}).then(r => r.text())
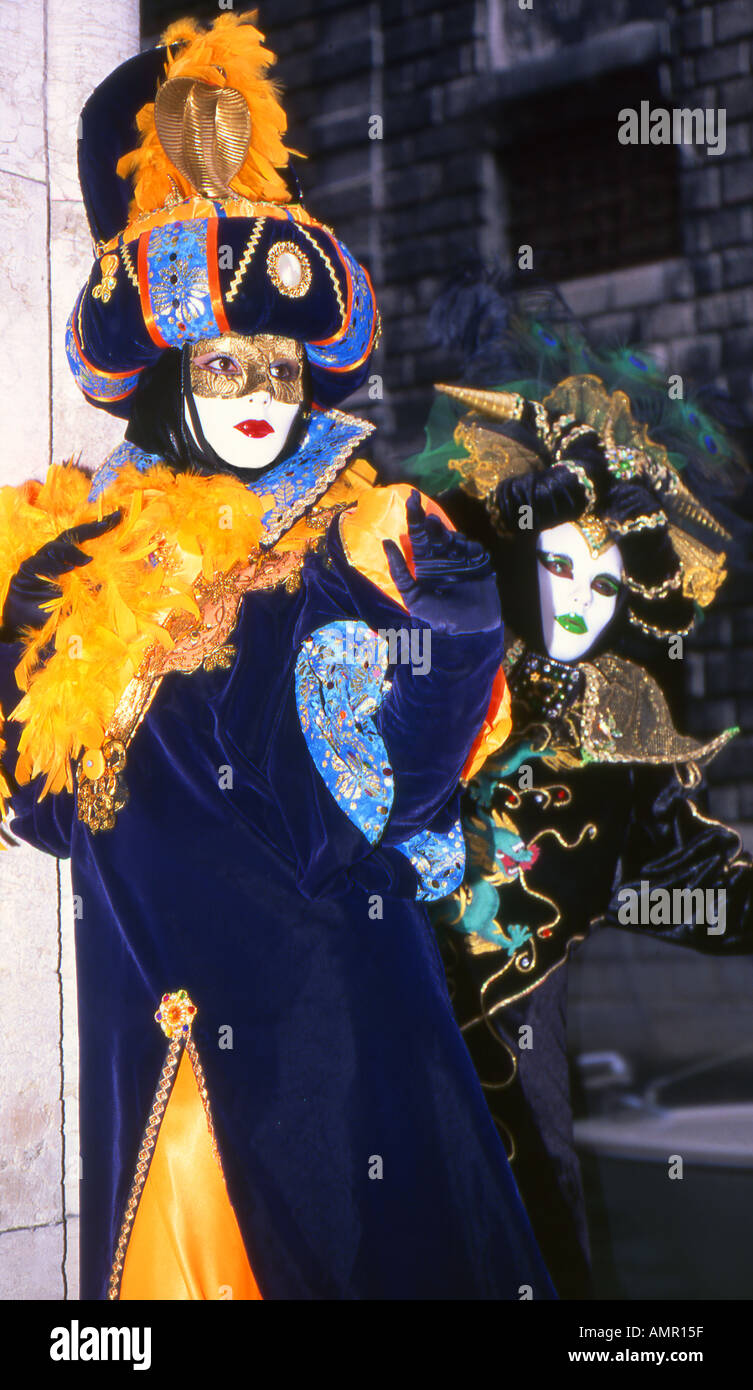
top-left (185, 333), bottom-right (305, 472)
top-left (536, 521), bottom-right (623, 662)
top-left (184, 392), bottom-right (301, 471)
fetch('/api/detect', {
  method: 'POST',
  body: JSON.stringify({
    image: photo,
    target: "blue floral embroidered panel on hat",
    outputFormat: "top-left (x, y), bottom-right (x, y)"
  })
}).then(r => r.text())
top-left (144, 220), bottom-right (221, 346)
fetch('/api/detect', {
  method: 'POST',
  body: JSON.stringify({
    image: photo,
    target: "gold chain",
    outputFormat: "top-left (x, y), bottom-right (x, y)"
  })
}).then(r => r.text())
top-left (625, 568), bottom-right (683, 600)
top-left (610, 511), bottom-right (667, 535)
top-left (627, 608), bottom-right (694, 639)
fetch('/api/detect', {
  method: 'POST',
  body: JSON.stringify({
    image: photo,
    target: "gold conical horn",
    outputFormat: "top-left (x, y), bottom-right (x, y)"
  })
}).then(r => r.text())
top-left (665, 475), bottom-right (731, 541)
top-left (435, 382), bottom-right (527, 421)
top-left (155, 77), bottom-right (252, 199)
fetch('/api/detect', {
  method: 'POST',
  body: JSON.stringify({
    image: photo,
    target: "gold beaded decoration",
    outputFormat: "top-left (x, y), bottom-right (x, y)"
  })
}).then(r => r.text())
top-left (575, 514), bottom-right (612, 557)
top-left (609, 511), bottom-right (667, 535)
top-left (625, 568), bottom-right (683, 600)
top-left (554, 423), bottom-right (598, 460)
top-left (266, 240), bottom-right (313, 299)
top-left (627, 609), bottom-right (694, 639)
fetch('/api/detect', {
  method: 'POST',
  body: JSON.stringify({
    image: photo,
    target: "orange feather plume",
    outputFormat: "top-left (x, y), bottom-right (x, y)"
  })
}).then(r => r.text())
top-left (116, 11), bottom-right (298, 221)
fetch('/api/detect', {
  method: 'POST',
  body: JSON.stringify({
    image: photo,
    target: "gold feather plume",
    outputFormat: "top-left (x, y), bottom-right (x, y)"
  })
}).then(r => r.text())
top-left (116, 12), bottom-right (298, 221)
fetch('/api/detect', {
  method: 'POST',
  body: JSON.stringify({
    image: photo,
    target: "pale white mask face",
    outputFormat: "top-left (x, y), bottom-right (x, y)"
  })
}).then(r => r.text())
top-left (184, 392), bottom-right (301, 471)
top-left (536, 521), bottom-right (623, 662)
top-left (185, 333), bottom-right (305, 472)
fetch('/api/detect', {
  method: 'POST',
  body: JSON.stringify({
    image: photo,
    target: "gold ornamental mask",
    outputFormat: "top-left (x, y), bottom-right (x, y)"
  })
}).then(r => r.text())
top-left (189, 333), bottom-right (305, 405)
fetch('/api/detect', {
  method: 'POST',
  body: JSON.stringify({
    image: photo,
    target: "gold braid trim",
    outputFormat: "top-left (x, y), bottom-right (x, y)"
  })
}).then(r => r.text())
top-left (107, 988), bottom-right (219, 1300)
top-left (119, 238), bottom-right (139, 290)
top-left (297, 224), bottom-right (346, 324)
top-left (554, 422), bottom-right (599, 460)
top-left (551, 460), bottom-right (596, 511)
top-left (107, 1034), bottom-right (182, 1300)
top-left (186, 1037), bottom-right (223, 1174)
top-left (225, 219), bottom-right (265, 303)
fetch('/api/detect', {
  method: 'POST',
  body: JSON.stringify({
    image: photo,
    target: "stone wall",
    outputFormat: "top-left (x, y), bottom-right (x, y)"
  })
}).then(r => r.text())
top-left (251, 0), bottom-right (753, 821)
top-left (0, 0), bottom-right (138, 1301)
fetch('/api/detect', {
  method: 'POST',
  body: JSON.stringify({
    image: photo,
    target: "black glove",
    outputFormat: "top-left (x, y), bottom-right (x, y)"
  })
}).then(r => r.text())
top-left (382, 490), bottom-right (502, 635)
top-left (1, 512), bottom-right (121, 642)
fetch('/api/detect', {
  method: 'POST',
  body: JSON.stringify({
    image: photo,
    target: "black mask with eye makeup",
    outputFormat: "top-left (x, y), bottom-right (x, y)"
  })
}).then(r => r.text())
top-left (124, 345), bottom-right (313, 482)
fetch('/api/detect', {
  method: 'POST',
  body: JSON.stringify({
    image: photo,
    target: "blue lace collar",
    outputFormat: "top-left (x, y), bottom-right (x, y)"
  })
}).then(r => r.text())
top-left (88, 406), bottom-right (375, 545)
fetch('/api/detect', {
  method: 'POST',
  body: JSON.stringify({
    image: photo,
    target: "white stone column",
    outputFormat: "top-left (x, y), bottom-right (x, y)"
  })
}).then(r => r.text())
top-left (0, 0), bottom-right (138, 1300)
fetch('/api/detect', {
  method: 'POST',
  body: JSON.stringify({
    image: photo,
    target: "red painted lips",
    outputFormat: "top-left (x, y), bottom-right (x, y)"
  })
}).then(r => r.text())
top-left (234, 419), bottom-right (274, 438)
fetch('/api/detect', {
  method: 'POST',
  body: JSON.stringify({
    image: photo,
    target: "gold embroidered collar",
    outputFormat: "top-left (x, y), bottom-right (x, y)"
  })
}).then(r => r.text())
top-left (505, 637), bottom-right (736, 768)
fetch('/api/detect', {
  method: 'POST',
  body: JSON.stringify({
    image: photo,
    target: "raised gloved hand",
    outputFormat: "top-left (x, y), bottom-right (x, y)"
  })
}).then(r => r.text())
top-left (382, 490), bottom-right (502, 636)
top-left (0, 513), bottom-right (121, 642)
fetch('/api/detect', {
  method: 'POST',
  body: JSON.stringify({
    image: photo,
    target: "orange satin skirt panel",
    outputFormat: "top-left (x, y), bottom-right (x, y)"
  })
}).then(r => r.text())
top-left (119, 1047), bottom-right (262, 1300)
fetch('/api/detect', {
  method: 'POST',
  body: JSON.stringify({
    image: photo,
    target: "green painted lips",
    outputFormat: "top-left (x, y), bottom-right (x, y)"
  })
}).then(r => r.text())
top-left (556, 613), bottom-right (588, 635)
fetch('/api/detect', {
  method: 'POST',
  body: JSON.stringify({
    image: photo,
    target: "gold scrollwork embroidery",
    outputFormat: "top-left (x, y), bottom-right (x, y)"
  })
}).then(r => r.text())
top-left (76, 550), bottom-right (305, 834)
top-left (92, 253), bottom-right (119, 303)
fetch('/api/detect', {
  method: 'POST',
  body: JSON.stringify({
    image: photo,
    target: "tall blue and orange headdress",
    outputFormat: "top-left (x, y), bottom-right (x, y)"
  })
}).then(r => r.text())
top-left (68, 12), bottom-right (378, 417)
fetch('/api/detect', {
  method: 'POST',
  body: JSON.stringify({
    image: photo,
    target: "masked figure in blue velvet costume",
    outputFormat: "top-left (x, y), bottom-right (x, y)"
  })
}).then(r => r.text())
top-left (0, 15), bottom-right (553, 1300)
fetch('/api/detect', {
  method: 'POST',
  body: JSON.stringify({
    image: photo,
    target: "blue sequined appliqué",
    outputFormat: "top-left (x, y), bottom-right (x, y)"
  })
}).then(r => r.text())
top-left (295, 621), bottom-right (466, 900)
top-left (296, 621), bottom-right (394, 844)
top-left (398, 824), bottom-right (466, 903)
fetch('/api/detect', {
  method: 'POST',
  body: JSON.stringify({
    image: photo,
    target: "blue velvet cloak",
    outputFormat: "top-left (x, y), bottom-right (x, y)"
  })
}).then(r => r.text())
top-left (2, 514), bottom-right (554, 1301)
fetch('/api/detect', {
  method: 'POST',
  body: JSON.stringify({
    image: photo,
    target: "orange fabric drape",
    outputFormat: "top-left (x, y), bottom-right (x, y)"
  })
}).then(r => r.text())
top-left (339, 482), bottom-right (512, 777)
top-left (119, 1047), bottom-right (262, 1300)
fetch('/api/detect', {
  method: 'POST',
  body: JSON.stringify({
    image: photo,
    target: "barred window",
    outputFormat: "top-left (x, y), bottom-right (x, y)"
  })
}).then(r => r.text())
top-left (499, 70), bottom-right (682, 279)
